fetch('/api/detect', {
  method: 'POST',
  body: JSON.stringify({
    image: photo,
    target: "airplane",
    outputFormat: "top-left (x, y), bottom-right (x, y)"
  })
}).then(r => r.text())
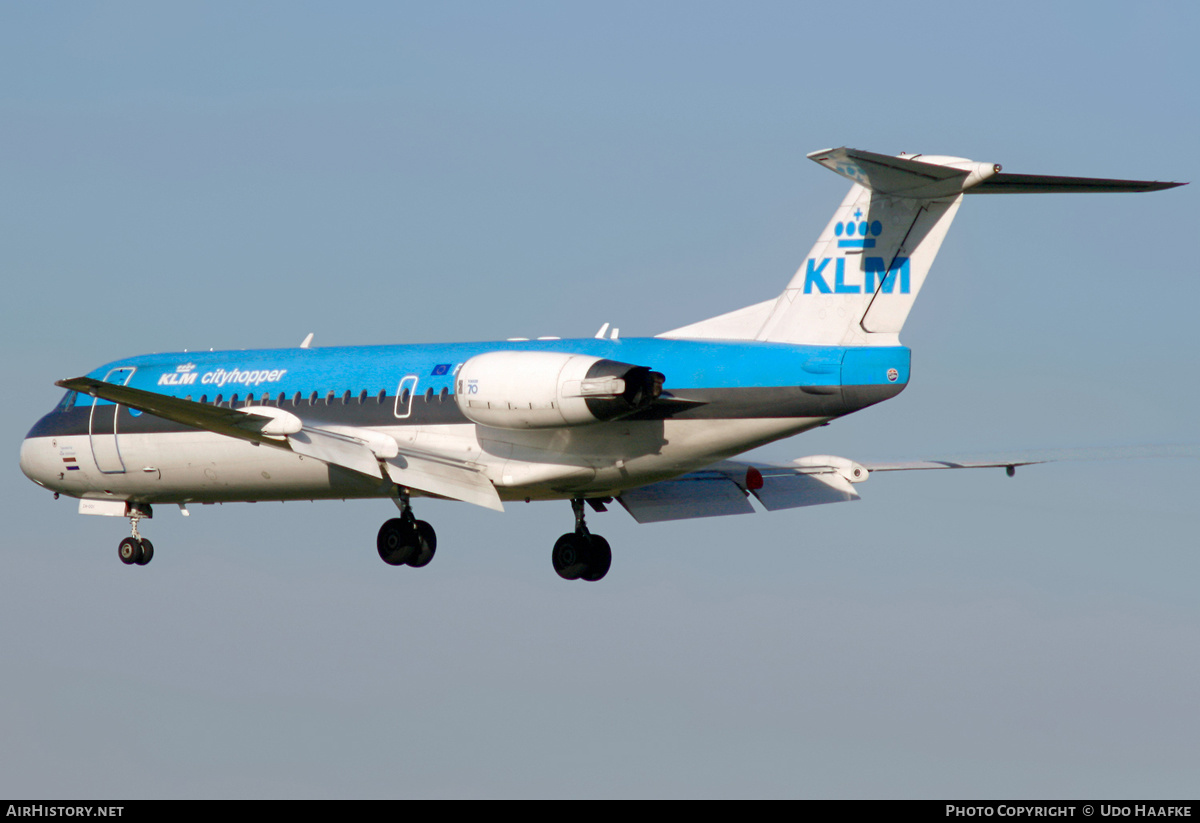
top-left (18, 147), bottom-right (1183, 581)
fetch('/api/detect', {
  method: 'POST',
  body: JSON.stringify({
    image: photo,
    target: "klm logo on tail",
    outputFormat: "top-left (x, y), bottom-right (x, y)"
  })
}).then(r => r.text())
top-left (805, 215), bottom-right (910, 295)
top-left (803, 257), bottom-right (911, 295)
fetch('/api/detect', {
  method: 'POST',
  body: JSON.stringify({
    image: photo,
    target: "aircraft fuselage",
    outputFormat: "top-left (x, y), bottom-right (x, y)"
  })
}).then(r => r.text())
top-left (21, 337), bottom-right (909, 505)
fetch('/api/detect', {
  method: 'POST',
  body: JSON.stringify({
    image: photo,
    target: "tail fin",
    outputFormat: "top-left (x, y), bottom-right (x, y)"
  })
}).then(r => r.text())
top-left (661, 148), bottom-right (1182, 345)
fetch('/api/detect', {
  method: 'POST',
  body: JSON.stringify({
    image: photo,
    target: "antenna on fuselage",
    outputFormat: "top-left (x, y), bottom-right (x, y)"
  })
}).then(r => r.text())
top-left (299, 333), bottom-right (314, 349)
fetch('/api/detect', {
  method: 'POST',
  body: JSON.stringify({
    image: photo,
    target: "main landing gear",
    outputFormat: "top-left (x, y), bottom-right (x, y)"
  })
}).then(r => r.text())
top-left (372, 490), bottom-right (612, 581)
top-left (117, 503), bottom-right (154, 566)
top-left (377, 487), bottom-right (437, 568)
top-left (552, 498), bottom-right (611, 582)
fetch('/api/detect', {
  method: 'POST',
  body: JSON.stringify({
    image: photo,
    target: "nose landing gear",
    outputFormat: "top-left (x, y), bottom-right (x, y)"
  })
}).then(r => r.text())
top-left (117, 503), bottom-right (154, 566)
top-left (552, 498), bottom-right (611, 582)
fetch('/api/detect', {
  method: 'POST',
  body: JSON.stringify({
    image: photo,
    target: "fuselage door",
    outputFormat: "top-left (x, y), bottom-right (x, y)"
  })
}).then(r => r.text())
top-left (394, 374), bottom-right (419, 419)
top-left (89, 367), bottom-right (136, 473)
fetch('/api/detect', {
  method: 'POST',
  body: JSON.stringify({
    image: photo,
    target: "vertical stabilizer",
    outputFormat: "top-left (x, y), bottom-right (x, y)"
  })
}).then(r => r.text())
top-left (754, 148), bottom-right (1000, 346)
top-left (659, 148), bottom-right (1182, 345)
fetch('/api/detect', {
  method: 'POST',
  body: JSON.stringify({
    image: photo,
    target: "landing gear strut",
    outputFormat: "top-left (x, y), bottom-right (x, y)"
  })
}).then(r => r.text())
top-left (552, 498), bottom-right (611, 582)
top-left (377, 486), bottom-right (437, 568)
top-left (117, 503), bottom-right (154, 566)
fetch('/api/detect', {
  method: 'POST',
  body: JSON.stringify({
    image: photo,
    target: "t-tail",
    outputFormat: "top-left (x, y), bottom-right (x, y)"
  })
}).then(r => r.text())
top-left (661, 147), bottom-right (1182, 346)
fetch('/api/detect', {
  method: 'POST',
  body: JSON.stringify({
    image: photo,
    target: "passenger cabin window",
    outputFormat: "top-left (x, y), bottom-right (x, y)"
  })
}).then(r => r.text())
top-left (377, 389), bottom-right (386, 404)
top-left (215, 394), bottom-right (224, 405)
top-left (425, 387), bottom-right (433, 402)
top-left (309, 391), bottom-right (318, 405)
top-left (200, 394), bottom-right (208, 404)
top-left (439, 387), bottom-right (448, 403)
top-left (342, 390), bottom-right (351, 404)
top-left (359, 389), bottom-right (368, 404)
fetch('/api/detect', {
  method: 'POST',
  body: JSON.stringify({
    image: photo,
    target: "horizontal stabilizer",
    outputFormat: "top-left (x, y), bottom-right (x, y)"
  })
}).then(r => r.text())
top-left (808, 147), bottom-right (1184, 197)
top-left (966, 173), bottom-right (1184, 194)
top-left (807, 147), bottom-right (1001, 198)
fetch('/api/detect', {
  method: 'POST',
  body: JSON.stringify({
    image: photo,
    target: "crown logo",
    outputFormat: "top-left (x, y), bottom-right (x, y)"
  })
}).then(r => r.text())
top-left (176, 363), bottom-right (196, 373)
top-left (834, 210), bottom-right (883, 249)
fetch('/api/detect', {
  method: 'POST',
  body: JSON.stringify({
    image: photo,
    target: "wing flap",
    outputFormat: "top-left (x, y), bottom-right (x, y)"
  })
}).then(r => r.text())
top-left (617, 456), bottom-right (868, 523)
top-left (617, 474), bottom-right (754, 523)
top-left (287, 428), bottom-right (383, 478)
top-left (751, 471), bottom-right (859, 510)
top-left (383, 452), bottom-right (504, 512)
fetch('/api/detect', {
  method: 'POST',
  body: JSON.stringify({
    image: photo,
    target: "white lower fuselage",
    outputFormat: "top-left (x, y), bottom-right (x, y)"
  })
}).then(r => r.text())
top-left (21, 416), bottom-right (830, 506)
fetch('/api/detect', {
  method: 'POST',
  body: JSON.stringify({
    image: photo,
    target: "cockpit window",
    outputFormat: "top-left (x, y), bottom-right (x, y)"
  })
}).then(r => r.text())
top-left (56, 390), bottom-right (78, 412)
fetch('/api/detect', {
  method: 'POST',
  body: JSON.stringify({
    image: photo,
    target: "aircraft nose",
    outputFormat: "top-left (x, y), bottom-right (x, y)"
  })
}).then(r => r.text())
top-left (19, 435), bottom-right (47, 487)
top-left (19, 429), bottom-right (70, 492)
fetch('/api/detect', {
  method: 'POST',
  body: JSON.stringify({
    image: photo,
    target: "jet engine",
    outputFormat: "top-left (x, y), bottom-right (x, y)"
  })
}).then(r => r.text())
top-left (455, 351), bottom-right (664, 429)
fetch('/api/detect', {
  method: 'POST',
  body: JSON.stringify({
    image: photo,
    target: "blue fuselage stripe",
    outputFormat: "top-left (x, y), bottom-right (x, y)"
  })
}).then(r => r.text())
top-left (77, 338), bottom-right (911, 404)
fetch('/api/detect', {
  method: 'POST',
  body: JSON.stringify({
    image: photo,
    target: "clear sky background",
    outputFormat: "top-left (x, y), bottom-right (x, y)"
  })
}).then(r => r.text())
top-left (2, 1), bottom-right (1197, 799)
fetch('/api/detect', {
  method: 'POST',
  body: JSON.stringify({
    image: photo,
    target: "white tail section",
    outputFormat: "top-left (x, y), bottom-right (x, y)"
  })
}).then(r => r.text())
top-left (754, 179), bottom-right (963, 346)
top-left (664, 149), bottom-right (997, 345)
top-left (661, 148), bottom-right (1181, 345)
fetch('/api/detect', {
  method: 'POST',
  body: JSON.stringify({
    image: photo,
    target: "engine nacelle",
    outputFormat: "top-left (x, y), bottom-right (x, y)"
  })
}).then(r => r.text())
top-left (455, 351), bottom-right (664, 429)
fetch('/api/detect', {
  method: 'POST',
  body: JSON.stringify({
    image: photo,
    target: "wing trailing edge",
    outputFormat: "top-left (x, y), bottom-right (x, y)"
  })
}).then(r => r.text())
top-left (616, 456), bottom-right (865, 524)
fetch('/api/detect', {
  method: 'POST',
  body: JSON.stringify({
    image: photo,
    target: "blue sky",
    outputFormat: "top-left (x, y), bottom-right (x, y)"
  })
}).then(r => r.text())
top-left (3, 1), bottom-right (1198, 798)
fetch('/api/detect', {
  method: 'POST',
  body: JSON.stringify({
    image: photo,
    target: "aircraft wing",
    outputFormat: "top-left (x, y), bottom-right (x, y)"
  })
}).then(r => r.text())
top-left (56, 377), bottom-right (504, 511)
top-left (860, 458), bottom-right (1043, 473)
top-left (862, 444), bottom-right (1200, 468)
top-left (616, 445), bottom-right (1200, 523)
top-left (615, 453), bottom-right (1056, 524)
top-left (58, 377), bottom-right (293, 445)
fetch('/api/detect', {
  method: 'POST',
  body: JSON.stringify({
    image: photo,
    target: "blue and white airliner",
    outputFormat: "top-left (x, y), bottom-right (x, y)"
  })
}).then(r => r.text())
top-left (18, 148), bottom-right (1182, 581)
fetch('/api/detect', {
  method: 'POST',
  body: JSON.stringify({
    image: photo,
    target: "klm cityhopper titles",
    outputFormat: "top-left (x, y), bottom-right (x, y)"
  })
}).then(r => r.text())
top-left (20, 148), bottom-right (1182, 581)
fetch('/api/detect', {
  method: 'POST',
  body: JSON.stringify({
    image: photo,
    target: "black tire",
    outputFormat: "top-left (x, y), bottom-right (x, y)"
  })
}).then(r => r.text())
top-left (118, 537), bottom-right (142, 565)
top-left (135, 538), bottom-right (154, 566)
top-left (552, 533), bottom-right (587, 580)
top-left (377, 518), bottom-right (416, 566)
top-left (407, 520), bottom-right (437, 568)
top-left (581, 534), bottom-right (611, 582)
